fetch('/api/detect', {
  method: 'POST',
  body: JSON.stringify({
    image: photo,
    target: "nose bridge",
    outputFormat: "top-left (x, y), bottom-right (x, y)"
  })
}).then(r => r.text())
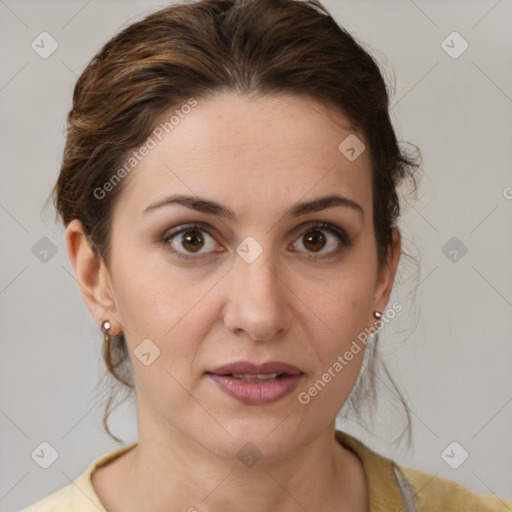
top-left (235, 233), bottom-right (279, 294)
top-left (225, 244), bottom-right (289, 340)
top-left (237, 247), bottom-right (281, 310)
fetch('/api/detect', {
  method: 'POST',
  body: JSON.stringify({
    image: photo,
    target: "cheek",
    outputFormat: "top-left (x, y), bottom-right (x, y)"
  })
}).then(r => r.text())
top-left (303, 287), bottom-right (374, 412)
top-left (303, 245), bottom-right (377, 368)
top-left (110, 242), bottom-right (188, 326)
top-left (309, 259), bottom-right (376, 331)
top-left (110, 252), bottom-right (220, 374)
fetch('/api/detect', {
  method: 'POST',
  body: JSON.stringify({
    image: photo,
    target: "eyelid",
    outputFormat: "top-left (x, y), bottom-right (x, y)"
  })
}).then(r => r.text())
top-left (291, 221), bottom-right (352, 249)
top-left (162, 220), bottom-right (352, 260)
top-left (162, 222), bottom-right (222, 260)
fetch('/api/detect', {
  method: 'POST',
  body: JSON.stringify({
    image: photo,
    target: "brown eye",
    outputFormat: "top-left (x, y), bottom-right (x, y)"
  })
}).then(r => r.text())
top-left (164, 224), bottom-right (219, 258)
top-left (302, 230), bottom-right (326, 252)
top-left (181, 230), bottom-right (204, 252)
top-left (291, 222), bottom-right (351, 258)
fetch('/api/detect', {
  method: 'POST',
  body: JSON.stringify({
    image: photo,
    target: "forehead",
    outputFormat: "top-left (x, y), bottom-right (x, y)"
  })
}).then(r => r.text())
top-left (114, 91), bottom-right (373, 219)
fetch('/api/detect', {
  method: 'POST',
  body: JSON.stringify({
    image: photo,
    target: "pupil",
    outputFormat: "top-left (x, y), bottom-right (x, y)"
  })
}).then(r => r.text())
top-left (304, 231), bottom-right (325, 252)
top-left (182, 230), bottom-right (204, 252)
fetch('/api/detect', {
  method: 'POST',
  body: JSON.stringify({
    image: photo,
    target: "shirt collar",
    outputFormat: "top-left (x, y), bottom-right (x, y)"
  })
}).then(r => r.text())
top-left (70, 432), bottom-right (407, 511)
top-left (335, 430), bottom-right (408, 511)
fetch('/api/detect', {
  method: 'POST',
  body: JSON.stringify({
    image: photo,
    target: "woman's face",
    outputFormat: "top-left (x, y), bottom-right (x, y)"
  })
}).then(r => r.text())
top-left (73, 92), bottom-right (399, 461)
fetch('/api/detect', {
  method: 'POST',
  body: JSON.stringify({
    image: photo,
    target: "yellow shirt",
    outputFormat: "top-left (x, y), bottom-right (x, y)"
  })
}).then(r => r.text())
top-left (22, 430), bottom-right (512, 511)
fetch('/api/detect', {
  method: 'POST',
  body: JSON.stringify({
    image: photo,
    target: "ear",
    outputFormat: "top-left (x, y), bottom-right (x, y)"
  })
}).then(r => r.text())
top-left (66, 219), bottom-right (122, 335)
top-left (372, 227), bottom-right (401, 317)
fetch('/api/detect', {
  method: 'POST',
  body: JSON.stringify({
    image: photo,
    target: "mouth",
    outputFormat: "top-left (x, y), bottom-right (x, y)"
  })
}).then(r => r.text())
top-left (208, 361), bottom-right (303, 377)
top-left (228, 373), bottom-right (287, 383)
top-left (206, 361), bottom-right (304, 405)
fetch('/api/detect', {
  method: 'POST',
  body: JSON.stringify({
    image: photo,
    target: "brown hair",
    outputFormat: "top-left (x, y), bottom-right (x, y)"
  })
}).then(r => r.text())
top-left (53, 0), bottom-right (420, 443)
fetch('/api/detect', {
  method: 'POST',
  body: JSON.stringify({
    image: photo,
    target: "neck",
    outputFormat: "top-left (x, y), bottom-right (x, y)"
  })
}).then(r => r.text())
top-left (116, 418), bottom-right (368, 512)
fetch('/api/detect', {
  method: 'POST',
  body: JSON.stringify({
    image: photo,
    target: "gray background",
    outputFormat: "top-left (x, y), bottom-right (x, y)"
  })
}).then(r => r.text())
top-left (1, 0), bottom-right (511, 509)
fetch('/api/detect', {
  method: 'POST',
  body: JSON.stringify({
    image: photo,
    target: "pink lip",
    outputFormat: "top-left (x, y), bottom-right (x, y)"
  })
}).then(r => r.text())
top-left (207, 374), bottom-right (303, 405)
top-left (207, 361), bottom-right (304, 405)
top-left (209, 361), bottom-right (302, 376)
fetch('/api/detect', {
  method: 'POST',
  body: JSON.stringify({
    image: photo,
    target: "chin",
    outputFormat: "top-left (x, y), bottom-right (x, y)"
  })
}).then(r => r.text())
top-left (199, 415), bottom-right (307, 463)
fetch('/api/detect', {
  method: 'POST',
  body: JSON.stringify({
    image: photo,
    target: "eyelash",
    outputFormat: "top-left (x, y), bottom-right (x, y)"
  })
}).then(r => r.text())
top-left (161, 221), bottom-right (352, 261)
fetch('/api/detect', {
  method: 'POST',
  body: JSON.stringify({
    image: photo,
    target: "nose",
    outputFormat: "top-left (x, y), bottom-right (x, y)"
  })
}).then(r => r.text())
top-left (223, 251), bottom-right (292, 342)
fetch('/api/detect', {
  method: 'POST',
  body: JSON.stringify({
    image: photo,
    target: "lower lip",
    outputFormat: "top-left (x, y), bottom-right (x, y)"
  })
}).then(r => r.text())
top-left (207, 373), bottom-right (303, 405)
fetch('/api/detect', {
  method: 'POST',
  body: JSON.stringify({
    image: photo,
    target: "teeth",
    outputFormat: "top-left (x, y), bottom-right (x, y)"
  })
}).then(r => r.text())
top-left (231, 373), bottom-right (279, 380)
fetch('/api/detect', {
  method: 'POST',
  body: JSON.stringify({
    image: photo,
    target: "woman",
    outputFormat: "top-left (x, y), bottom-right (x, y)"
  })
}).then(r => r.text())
top-left (23, 0), bottom-right (511, 510)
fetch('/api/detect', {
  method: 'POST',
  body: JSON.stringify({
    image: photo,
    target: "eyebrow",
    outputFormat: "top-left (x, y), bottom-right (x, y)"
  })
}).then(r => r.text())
top-left (143, 193), bottom-right (364, 220)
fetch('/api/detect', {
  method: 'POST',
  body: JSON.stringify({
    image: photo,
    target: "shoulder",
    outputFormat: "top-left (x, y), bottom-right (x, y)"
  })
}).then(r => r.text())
top-left (20, 484), bottom-right (74, 512)
top-left (21, 442), bottom-right (137, 511)
top-left (335, 430), bottom-right (512, 511)
top-left (399, 465), bottom-right (512, 512)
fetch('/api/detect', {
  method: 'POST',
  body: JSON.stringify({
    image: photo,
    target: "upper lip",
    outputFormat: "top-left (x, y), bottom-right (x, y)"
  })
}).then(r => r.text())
top-left (208, 361), bottom-right (302, 376)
